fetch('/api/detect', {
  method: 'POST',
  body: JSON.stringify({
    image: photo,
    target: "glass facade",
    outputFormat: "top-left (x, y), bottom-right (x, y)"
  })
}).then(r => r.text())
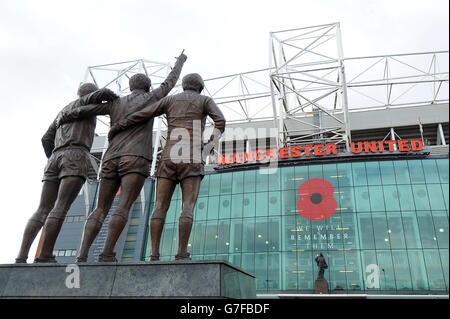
top-left (121, 199), bottom-right (143, 262)
top-left (143, 158), bottom-right (449, 294)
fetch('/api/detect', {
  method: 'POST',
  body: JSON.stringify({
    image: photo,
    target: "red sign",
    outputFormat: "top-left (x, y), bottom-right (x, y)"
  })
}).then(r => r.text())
top-left (297, 179), bottom-right (338, 221)
top-left (217, 139), bottom-right (424, 166)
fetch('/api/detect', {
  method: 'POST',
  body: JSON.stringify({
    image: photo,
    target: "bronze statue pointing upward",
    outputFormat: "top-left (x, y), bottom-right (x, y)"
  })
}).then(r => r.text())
top-left (57, 51), bottom-right (187, 262)
top-left (109, 73), bottom-right (225, 261)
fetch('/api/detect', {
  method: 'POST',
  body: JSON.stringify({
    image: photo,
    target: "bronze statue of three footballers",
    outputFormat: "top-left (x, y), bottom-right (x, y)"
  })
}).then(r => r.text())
top-left (16, 51), bottom-right (226, 263)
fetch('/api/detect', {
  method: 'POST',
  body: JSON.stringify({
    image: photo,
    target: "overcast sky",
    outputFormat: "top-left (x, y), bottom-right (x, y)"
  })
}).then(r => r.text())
top-left (0, 0), bottom-right (448, 264)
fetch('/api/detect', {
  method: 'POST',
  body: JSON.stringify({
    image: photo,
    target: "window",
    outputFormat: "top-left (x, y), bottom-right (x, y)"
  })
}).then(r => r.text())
top-left (392, 250), bottom-right (412, 290)
top-left (354, 186), bottom-right (371, 212)
top-left (368, 186), bottom-right (385, 212)
top-left (427, 184), bottom-right (446, 210)
top-left (397, 185), bottom-right (416, 211)
top-left (255, 170), bottom-right (269, 192)
top-left (394, 161), bottom-right (411, 184)
top-left (408, 160), bottom-right (425, 184)
top-left (372, 212), bottom-right (391, 250)
top-left (160, 223), bottom-right (175, 256)
top-left (243, 193), bottom-right (256, 218)
top-left (376, 250), bottom-right (396, 289)
top-left (408, 250), bottom-right (429, 290)
top-left (436, 159), bottom-right (449, 183)
top-left (198, 175), bottom-right (210, 197)
top-left (432, 212), bottom-right (449, 248)
top-left (242, 218), bottom-right (255, 252)
top-left (230, 220), bottom-right (242, 252)
top-left (294, 166), bottom-right (309, 186)
top-left (379, 161), bottom-right (396, 185)
top-left (209, 174), bottom-right (221, 196)
top-left (219, 195), bottom-right (231, 219)
top-left (323, 164), bottom-right (338, 188)
top-left (232, 171), bottom-right (244, 193)
top-left (165, 199), bottom-right (179, 224)
top-left (244, 170), bottom-right (256, 193)
top-left (423, 250), bottom-right (447, 290)
top-left (216, 220), bottom-right (231, 254)
top-left (281, 166), bottom-right (296, 190)
top-left (309, 164), bottom-right (323, 180)
top-left (422, 160), bottom-right (440, 183)
top-left (386, 213), bottom-right (407, 249)
top-left (254, 218), bottom-right (268, 252)
top-left (220, 173), bottom-right (232, 195)
top-left (412, 185), bottom-right (431, 211)
top-left (149, 158), bottom-right (449, 294)
top-left (195, 198), bottom-right (208, 221)
top-left (207, 196), bottom-right (220, 220)
top-left (352, 162), bottom-right (367, 186)
top-left (267, 169), bottom-right (281, 191)
top-left (383, 185), bottom-right (401, 211)
top-left (417, 212), bottom-right (439, 249)
top-left (366, 161), bottom-right (382, 185)
top-left (231, 193), bottom-right (243, 218)
top-left (255, 192), bottom-right (268, 217)
top-left (337, 163), bottom-right (353, 187)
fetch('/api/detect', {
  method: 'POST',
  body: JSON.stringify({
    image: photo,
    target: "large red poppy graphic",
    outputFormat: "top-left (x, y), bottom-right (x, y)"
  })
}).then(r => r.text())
top-left (297, 178), bottom-right (337, 220)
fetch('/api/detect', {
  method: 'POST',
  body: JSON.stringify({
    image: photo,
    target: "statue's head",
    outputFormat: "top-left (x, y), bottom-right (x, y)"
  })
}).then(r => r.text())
top-left (129, 73), bottom-right (151, 92)
top-left (182, 73), bottom-right (204, 93)
top-left (77, 83), bottom-right (98, 97)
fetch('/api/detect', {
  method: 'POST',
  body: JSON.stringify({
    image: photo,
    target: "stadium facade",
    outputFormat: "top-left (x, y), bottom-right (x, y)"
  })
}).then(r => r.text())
top-left (36, 23), bottom-right (449, 297)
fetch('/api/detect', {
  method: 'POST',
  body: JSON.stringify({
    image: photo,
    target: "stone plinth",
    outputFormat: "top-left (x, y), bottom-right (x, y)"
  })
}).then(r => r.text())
top-left (0, 260), bottom-right (255, 299)
top-left (314, 278), bottom-right (329, 294)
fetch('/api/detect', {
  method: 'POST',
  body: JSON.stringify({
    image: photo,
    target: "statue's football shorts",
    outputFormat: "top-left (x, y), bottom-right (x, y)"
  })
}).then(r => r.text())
top-left (99, 155), bottom-right (150, 180)
top-left (42, 147), bottom-right (90, 183)
top-left (156, 160), bottom-right (204, 182)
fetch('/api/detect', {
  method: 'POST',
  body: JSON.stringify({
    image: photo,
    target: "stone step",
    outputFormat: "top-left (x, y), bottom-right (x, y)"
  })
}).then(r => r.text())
top-left (0, 260), bottom-right (255, 299)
